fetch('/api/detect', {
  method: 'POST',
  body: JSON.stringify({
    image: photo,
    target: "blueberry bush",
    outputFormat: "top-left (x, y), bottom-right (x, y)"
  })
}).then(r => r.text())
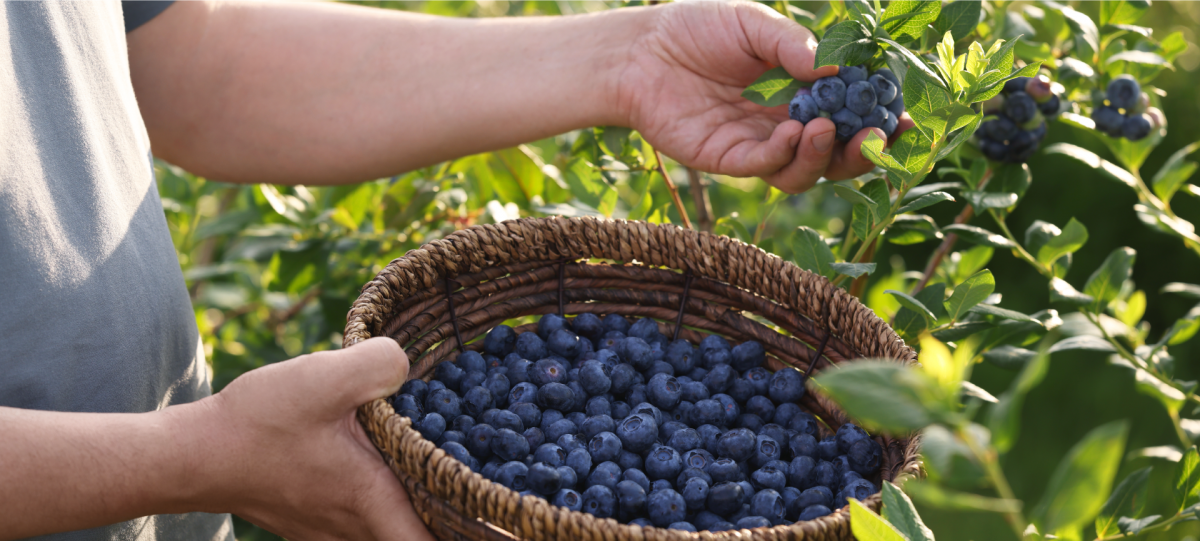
top-left (155, 1), bottom-right (1200, 539)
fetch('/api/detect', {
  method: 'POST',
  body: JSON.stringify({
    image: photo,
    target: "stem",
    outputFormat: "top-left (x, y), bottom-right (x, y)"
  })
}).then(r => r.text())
top-left (753, 189), bottom-right (780, 245)
top-left (653, 149), bottom-right (694, 230)
top-left (1094, 511), bottom-right (1194, 541)
top-left (957, 425), bottom-right (1027, 538)
top-left (914, 168), bottom-right (993, 293)
top-left (848, 239), bottom-right (877, 298)
top-left (687, 168), bottom-right (714, 233)
top-left (987, 209), bottom-right (1054, 279)
top-left (1128, 167), bottom-right (1200, 259)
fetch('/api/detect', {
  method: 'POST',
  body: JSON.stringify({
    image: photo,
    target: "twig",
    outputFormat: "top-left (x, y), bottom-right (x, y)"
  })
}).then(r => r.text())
top-left (687, 167), bottom-right (713, 233)
top-left (914, 204), bottom-right (974, 293)
top-left (848, 239), bottom-right (877, 298)
top-left (653, 149), bottom-right (694, 230)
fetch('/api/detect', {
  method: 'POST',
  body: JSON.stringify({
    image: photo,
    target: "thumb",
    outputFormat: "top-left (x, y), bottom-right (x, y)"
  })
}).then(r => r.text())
top-left (734, 2), bottom-right (838, 82)
top-left (322, 337), bottom-right (410, 409)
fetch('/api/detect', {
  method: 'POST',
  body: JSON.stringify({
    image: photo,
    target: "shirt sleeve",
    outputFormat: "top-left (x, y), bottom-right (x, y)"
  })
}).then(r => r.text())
top-left (122, 1), bottom-right (175, 33)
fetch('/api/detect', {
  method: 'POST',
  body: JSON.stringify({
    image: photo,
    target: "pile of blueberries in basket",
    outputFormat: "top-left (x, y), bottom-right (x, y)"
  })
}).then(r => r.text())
top-left (789, 65), bottom-right (904, 142)
top-left (390, 313), bottom-right (882, 532)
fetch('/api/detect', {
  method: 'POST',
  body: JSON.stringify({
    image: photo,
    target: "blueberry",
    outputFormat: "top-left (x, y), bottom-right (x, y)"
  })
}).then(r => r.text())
top-left (735, 414), bottom-right (765, 434)
top-left (615, 479), bottom-right (648, 518)
top-left (588, 431), bottom-right (622, 463)
top-left (458, 371), bottom-right (486, 396)
top-left (690, 399), bottom-right (724, 427)
top-left (587, 461), bottom-right (622, 492)
top-left (621, 337), bottom-right (655, 371)
top-left (626, 384), bottom-right (648, 409)
top-left (1123, 114), bottom-right (1152, 141)
top-left (739, 394), bottom-right (773, 422)
top-left (491, 410), bottom-right (522, 433)
top-left (534, 382), bottom-right (572, 412)
top-left (979, 138), bottom-right (1008, 161)
top-left (812, 460), bottom-right (837, 488)
top-left (577, 360), bottom-right (612, 396)
top-left (1007, 130), bottom-right (1037, 162)
top-left (596, 332), bottom-right (625, 353)
top-left (831, 108), bottom-right (863, 142)
top-left (845, 81), bottom-right (878, 116)
top-left (798, 504), bottom-right (832, 521)
top-left (789, 92), bottom-right (820, 124)
top-left (848, 437), bottom-right (882, 475)
top-left (770, 368), bottom-right (807, 406)
top-left (836, 423), bottom-right (869, 453)
top-left (868, 73), bottom-right (898, 106)
top-left (582, 485), bottom-right (617, 518)
top-left (728, 378), bottom-right (755, 404)
top-left (837, 479), bottom-right (877, 507)
top-left (646, 445), bottom-right (685, 481)
top-left (687, 366), bottom-right (709, 381)
top-left (416, 413), bottom-right (446, 441)
top-left (788, 456), bottom-right (815, 489)
top-left (831, 455), bottom-right (852, 478)
top-left (750, 488), bottom-right (785, 521)
top-left (840, 470), bottom-right (863, 492)
top-left (701, 347), bottom-right (732, 370)
top-left (1107, 75), bottom-right (1141, 110)
top-left (645, 361), bottom-right (675, 380)
top-left (526, 462), bottom-right (563, 495)
top-left (797, 486), bottom-right (832, 509)
top-left (460, 387), bottom-right (492, 418)
top-left (983, 115), bottom-right (1018, 141)
top-left (659, 420), bottom-right (688, 443)
top-left (547, 329), bottom-right (582, 359)
top-left (707, 481), bottom-right (746, 516)
top-left (693, 511), bottom-right (724, 531)
top-left (625, 318), bottom-right (656, 341)
top-left (540, 409), bottom-right (564, 431)
top-left (481, 459), bottom-right (502, 480)
top-left (781, 486), bottom-right (803, 519)
top-left (713, 394), bottom-right (740, 426)
top-left (571, 313), bottom-right (604, 340)
top-left (664, 340), bottom-right (698, 373)
top-left (886, 92), bottom-right (906, 118)
top-left (1003, 91), bottom-right (1037, 124)
top-left (882, 109), bottom-right (900, 137)
top-left (752, 466), bottom-right (787, 493)
top-left (438, 430), bottom-right (467, 447)
top-left (702, 364), bottom-right (735, 395)
top-left (1030, 121), bottom-right (1048, 141)
top-left (532, 443), bottom-right (566, 468)
top-left (391, 393), bottom-right (423, 416)
top-left (706, 457), bottom-right (743, 484)
top-left (576, 415), bottom-right (611, 442)
top-left (834, 63), bottom-right (869, 83)
top-left (697, 424), bottom-right (723, 452)
top-left (433, 361), bottom-right (465, 393)
top-left (482, 326), bottom-right (516, 356)
top-left (465, 423), bottom-right (497, 459)
top-left (683, 448), bottom-right (715, 472)
top-left (737, 516), bottom-right (772, 529)
top-left (642, 374), bottom-right (680, 411)
top-left (611, 400), bottom-right (632, 420)
top-left (666, 427), bottom-right (702, 454)
top-left (515, 332), bottom-right (548, 361)
top-left (399, 380), bottom-right (428, 404)
top-left (1093, 105), bottom-right (1125, 136)
top-left (547, 419), bottom-right (578, 443)
top-left (677, 467), bottom-right (712, 486)
top-left (529, 359), bottom-right (566, 387)
top-left (506, 359), bottom-right (531, 385)
top-left (860, 105), bottom-right (890, 132)
top-left (482, 373), bottom-right (511, 406)
top-left (426, 389), bottom-right (463, 420)
top-left (505, 402), bottom-right (540, 430)
top-left (773, 403), bottom-right (801, 428)
top-left (606, 365), bottom-right (637, 398)
top-left (629, 518), bottom-right (653, 528)
top-left (789, 433), bottom-right (818, 459)
top-left (1004, 76), bottom-right (1031, 94)
top-left (710, 521), bottom-right (737, 531)
top-left (553, 488), bottom-right (583, 511)
top-left (505, 382), bottom-right (535, 406)
top-left (489, 428), bottom-right (529, 462)
top-left (648, 489), bottom-right (688, 526)
top-left (669, 521), bottom-right (698, 532)
top-left (817, 438), bottom-right (839, 461)
top-left (495, 461), bottom-right (529, 491)
top-left (1039, 94), bottom-right (1061, 117)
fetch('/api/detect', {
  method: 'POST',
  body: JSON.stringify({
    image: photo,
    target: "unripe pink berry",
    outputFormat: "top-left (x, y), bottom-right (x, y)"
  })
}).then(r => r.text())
top-left (1025, 75), bottom-right (1053, 103)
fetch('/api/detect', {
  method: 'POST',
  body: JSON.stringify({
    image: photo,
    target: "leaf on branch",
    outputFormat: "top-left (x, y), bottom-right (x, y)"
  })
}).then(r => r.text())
top-left (815, 21), bottom-right (878, 68)
top-left (945, 269), bottom-right (996, 321)
top-left (933, 0), bottom-right (981, 42)
top-left (943, 224), bottom-right (1017, 249)
top-left (981, 345), bottom-right (1037, 370)
top-left (1101, 0), bottom-right (1150, 26)
top-left (832, 262), bottom-right (878, 278)
top-left (833, 183), bottom-right (878, 207)
top-left (1037, 218), bottom-right (1089, 267)
top-left (1106, 50), bottom-right (1173, 70)
top-left (894, 283), bottom-right (947, 341)
top-left (849, 499), bottom-right (909, 541)
top-left (962, 190), bottom-right (1018, 210)
top-left (1061, 7), bottom-right (1100, 62)
top-left (1044, 144), bottom-right (1139, 188)
top-left (881, 482), bottom-right (935, 541)
top-left (1032, 421), bottom-right (1130, 534)
top-left (881, 0), bottom-right (941, 41)
top-left (1083, 247), bottom-right (1137, 312)
top-left (888, 290), bottom-right (938, 325)
top-left (898, 191), bottom-right (955, 214)
top-left (1162, 283), bottom-right (1200, 299)
top-left (969, 304), bottom-right (1040, 323)
top-left (1047, 335), bottom-right (1117, 354)
top-left (1175, 446), bottom-right (1200, 512)
top-left (1095, 467), bottom-right (1152, 538)
top-left (904, 480), bottom-right (1023, 513)
top-left (1050, 278), bottom-right (1096, 307)
top-left (1152, 141), bottom-right (1200, 202)
top-left (792, 226), bottom-right (836, 279)
top-left (812, 361), bottom-right (953, 432)
top-left (741, 67), bottom-right (804, 107)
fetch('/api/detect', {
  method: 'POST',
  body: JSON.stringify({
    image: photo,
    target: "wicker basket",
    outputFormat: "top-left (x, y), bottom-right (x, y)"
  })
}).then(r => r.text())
top-left (345, 216), bottom-right (921, 541)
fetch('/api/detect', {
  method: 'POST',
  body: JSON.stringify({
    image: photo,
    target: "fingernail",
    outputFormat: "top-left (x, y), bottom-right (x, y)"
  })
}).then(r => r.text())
top-left (813, 132), bottom-right (834, 153)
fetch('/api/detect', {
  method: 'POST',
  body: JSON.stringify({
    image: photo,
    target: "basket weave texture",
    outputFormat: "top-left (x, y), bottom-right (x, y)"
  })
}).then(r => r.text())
top-left (345, 216), bottom-right (922, 541)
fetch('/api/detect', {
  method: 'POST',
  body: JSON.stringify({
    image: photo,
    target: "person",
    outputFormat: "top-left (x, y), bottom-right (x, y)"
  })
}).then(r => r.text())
top-left (0, 1), bottom-right (906, 540)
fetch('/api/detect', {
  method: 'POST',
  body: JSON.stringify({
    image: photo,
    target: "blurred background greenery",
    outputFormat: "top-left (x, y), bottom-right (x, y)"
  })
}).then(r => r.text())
top-left (152, 1), bottom-right (1200, 538)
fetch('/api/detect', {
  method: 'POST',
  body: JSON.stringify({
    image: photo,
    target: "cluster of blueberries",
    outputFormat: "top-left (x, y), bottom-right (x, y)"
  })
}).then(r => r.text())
top-left (977, 75), bottom-right (1064, 163)
top-left (1092, 75), bottom-right (1160, 142)
top-left (391, 314), bottom-right (882, 533)
top-left (789, 65), bottom-right (904, 142)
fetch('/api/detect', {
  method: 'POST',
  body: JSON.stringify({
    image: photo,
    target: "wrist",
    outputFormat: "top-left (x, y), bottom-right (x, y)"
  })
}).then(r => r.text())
top-left (156, 395), bottom-right (240, 514)
top-left (571, 5), bottom-right (660, 129)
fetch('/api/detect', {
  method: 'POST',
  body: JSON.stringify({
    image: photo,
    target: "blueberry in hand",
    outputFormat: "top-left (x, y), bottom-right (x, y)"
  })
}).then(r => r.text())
top-left (582, 485), bottom-right (617, 518)
top-left (881, 109), bottom-right (899, 137)
top-left (495, 461), bottom-right (529, 491)
top-left (648, 489), bottom-right (688, 527)
top-left (831, 108), bottom-right (863, 142)
top-left (868, 73), bottom-right (898, 105)
top-left (886, 92), bottom-right (905, 118)
top-left (645, 445), bottom-right (684, 481)
top-left (1107, 75), bottom-right (1141, 110)
top-left (553, 488), bottom-right (583, 512)
top-left (768, 367), bottom-right (806, 405)
top-left (790, 92), bottom-right (820, 124)
top-left (837, 65), bottom-right (869, 85)
top-left (1122, 114), bottom-right (1152, 141)
top-left (845, 81), bottom-right (878, 116)
top-left (812, 76), bottom-right (847, 112)
top-left (861, 105), bottom-right (889, 132)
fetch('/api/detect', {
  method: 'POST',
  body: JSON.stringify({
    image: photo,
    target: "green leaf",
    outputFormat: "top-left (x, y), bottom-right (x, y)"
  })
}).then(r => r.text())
top-left (815, 20), bottom-right (878, 68)
top-left (1050, 278), bottom-right (1096, 307)
top-left (901, 60), bottom-right (954, 140)
top-left (600, 127), bottom-right (632, 156)
top-left (1101, 0), bottom-right (1149, 26)
top-left (894, 283), bottom-right (948, 341)
top-left (990, 350), bottom-right (1050, 453)
top-left (851, 203), bottom-right (873, 243)
top-left (987, 162), bottom-right (1033, 206)
top-left (904, 480), bottom-right (1024, 513)
top-left (1095, 467), bottom-right (1152, 538)
top-left (792, 226), bottom-right (836, 279)
top-left (1152, 141), bottom-right (1200, 202)
top-left (1032, 421), bottom-right (1130, 534)
top-left (953, 245), bottom-right (994, 283)
top-left (1159, 305), bottom-right (1200, 347)
top-left (833, 183), bottom-right (878, 208)
top-left (962, 190), bottom-right (1018, 210)
top-left (881, 482), bottom-right (935, 541)
top-left (946, 269), bottom-right (996, 321)
top-left (981, 345), bottom-right (1037, 370)
top-left (881, 0), bottom-right (941, 41)
top-left (741, 66), bottom-right (804, 107)
top-left (890, 129), bottom-right (936, 180)
top-left (861, 178), bottom-right (892, 223)
top-left (933, 0), bottom-right (981, 42)
top-left (1083, 247), bottom-right (1137, 312)
top-left (1061, 6), bottom-right (1100, 62)
top-left (1163, 283), bottom-right (1200, 299)
top-left (849, 498), bottom-right (908, 541)
top-left (898, 192), bottom-right (955, 214)
top-left (812, 361), bottom-right (953, 432)
top-left (844, 0), bottom-right (876, 25)
top-left (932, 321), bottom-right (994, 342)
top-left (832, 262), bottom-right (878, 278)
top-left (1037, 218), bottom-right (1089, 267)
top-left (1048, 335), bottom-right (1117, 354)
top-left (861, 130), bottom-right (914, 183)
top-left (1106, 50), bottom-right (1172, 70)
top-left (943, 224), bottom-right (1017, 249)
top-left (1119, 515), bottom-right (1162, 535)
top-left (888, 290), bottom-right (938, 326)
top-left (886, 214), bottom-right (942, 245)
top-left (1175, 446), bottom-right (1200, 512)
top-left (970, 304), bottom-right (1039, 323)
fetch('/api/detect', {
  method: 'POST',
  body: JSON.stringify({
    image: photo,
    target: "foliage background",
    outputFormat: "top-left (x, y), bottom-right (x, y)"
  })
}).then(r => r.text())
top-left (151, 1), bottom-right (1200, 539)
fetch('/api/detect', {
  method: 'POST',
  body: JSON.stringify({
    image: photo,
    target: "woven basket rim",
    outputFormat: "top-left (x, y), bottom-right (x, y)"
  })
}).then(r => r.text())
top-left (346, 216), bottom-right (922, 541)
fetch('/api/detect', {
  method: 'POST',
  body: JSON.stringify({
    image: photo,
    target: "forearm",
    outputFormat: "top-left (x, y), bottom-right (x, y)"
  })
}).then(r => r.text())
top-left (130, 1), bottom-right (649, 185)
top-left (0, 404), bottom-right (220, 539)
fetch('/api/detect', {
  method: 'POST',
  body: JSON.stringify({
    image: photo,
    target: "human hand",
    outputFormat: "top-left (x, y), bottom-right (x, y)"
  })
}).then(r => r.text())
top-left (182, 337), bottom-right (434, 541)
top-left (618, 2), bottom-right (913, 193)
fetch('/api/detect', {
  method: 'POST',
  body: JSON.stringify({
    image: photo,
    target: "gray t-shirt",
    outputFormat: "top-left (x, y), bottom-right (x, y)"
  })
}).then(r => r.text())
top-left (0, 2), bottom-right (232, 539)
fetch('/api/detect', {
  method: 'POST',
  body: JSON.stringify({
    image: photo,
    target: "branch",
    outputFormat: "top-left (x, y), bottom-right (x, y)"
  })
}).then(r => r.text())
top-left (848, 239), bottom-right (877, 298)
top-left (653, 150), bottom-right (694, 230)
top-left (687, 167), bottom-right (714, 233)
